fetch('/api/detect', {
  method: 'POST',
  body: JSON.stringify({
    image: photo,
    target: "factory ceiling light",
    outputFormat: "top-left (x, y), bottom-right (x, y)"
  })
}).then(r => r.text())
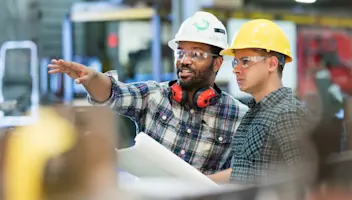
top-left (295, 0), bottom-right (316, 3)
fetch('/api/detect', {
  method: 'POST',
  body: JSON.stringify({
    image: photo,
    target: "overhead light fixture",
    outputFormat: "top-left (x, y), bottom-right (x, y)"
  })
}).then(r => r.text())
top-left (295, 0), bottom-right (316, 3)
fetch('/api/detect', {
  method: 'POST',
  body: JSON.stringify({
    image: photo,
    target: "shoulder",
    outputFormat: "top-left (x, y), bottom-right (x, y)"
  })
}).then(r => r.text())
top-left (159, 81), bottom-right (172, 90)
top-left (219, 91), bottom-right (246, 106)
top-left (278, 96), bottom-right (310, 119)
top-left (219, 91), bottom-right (249, 116)
top-left (272, 96), bottom-right (316, 134)
top-left (268, 95), bottom-right (308, 117)
top-left (127, 80), bottom-right (169, 92)
top-left (117, 81), bottom-right (170, 99)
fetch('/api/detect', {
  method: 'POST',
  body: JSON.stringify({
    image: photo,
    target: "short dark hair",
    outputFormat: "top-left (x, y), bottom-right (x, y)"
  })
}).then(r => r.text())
top-left (208, 45), bottom-right (223, 75)
top-left (253, 49), bottom-right (286, 77)
top-left (210, 45), bottom-right (223, 56)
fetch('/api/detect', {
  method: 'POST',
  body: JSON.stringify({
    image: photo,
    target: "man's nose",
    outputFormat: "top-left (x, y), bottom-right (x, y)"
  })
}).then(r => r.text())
top-left (180, 54), bottom-right (193, 65)
top-left (233, 65), bottom-right (242, 75)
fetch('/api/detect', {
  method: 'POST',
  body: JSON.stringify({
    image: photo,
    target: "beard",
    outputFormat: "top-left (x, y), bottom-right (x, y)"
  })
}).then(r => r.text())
top-left (177, 62), bottom-right (215, 91)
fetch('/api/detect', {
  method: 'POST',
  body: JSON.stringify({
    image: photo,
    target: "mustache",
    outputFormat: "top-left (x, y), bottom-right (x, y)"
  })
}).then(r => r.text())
top-left (176, 65), bottom-right (193, 74)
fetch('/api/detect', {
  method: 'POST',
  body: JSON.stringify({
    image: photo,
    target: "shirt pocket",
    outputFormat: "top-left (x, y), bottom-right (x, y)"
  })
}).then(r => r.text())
top-left (203, 124), bottom-right (232, 144)
top-left (242, 125), bottom-right (268, 158)
top-left (199, 123), bottom-right (232, 171)
top-left (152, 106), bottom-right (181, 146)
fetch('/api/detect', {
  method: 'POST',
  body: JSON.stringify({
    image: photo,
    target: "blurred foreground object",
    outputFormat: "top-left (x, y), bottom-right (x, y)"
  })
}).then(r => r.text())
top-left (304, 151), bottom-right (352, 200)
top-left (1, 106), bottom-right (118, 200)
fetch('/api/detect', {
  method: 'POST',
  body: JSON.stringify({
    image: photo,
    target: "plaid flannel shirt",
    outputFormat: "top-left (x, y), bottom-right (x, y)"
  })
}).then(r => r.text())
top-left (88, 72), bottom-right (248, 174)
top-left (230, 87), bottom-right (316, 183)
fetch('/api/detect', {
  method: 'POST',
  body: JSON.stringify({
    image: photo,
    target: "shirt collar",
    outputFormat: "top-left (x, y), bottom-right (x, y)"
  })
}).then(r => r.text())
top-left (248, 87), bottom-right (293, 109)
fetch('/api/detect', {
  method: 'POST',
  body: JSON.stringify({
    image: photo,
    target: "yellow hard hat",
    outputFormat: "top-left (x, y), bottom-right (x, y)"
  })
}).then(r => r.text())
top-left (220, 19), bottom-right (293, 63)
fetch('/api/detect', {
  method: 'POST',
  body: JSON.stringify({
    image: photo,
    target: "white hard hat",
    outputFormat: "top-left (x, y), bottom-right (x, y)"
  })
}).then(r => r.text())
top-left (168, 11), bottom-right (228, 51)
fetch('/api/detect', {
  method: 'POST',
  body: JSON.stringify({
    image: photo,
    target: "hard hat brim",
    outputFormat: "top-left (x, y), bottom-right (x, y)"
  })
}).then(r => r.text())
top-left (168, 38), bottom-right (227, 51)
top-left (219, 48), bottom-right (235, 56)
top-left (168, 39), bottom-right (178, 50)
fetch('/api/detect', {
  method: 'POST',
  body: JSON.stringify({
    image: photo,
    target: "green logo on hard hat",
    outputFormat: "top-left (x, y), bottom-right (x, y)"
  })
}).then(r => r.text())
top-left (193, 18), bottom-right (210, 30)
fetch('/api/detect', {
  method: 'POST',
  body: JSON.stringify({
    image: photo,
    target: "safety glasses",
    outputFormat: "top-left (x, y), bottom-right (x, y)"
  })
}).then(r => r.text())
top-left (174, 49), bottom-right (218, 62)
top-left (232, 56), bottom-right (268, 69)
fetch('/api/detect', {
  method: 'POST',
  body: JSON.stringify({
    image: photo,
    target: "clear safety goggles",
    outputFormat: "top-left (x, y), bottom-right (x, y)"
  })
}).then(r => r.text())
top-left (232, 56), bottom-right (268, 69)
top-left (174, 49), bottom-right (219, 62)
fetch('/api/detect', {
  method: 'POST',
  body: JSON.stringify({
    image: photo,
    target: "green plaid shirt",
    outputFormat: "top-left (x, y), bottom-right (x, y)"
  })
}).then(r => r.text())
top-left (230, 87), bottom-right (315, 183)
top-left (88, 72), bottom-right (248, 174)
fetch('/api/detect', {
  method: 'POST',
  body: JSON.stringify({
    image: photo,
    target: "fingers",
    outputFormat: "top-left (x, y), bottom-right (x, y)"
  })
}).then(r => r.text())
top-left (49, 59), bottom-right (67, 74)
top-left (48, 65), bottom-right (71, 74)
top-left (50, 59), bottom-right (84, 72)
top-left (57, 59), bottom-right (85, 72)
top-left (47, 63), bottom-right (60, 69)
top-left (49, 59), bottom-right (86, 79)
top-left (75, 75), bottom-right (90, 85)
top-left (48, 69), bottom-right (61, 74)
top-left (48, 64), bottom-right (63, 70)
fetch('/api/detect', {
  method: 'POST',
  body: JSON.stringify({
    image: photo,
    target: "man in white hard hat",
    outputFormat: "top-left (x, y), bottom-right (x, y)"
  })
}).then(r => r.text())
top-left (48, 11), bottom-right (248, 174)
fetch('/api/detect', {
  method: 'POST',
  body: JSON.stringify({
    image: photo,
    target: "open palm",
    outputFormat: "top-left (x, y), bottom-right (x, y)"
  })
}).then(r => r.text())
top-left (48, 59), bottom-right (95, 85)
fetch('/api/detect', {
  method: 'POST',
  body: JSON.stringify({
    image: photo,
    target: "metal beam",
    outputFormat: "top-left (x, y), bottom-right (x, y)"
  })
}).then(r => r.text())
top-left (151, 7), bottom-right (162, 82)
top-left (181, 0), bottom-right (201, 20)
top-left (70, 7), bottom-right (155, 22)
top-left (171, 0), bottom-right (182, 36)
top-left (62, 15), bottom-right (73, 103)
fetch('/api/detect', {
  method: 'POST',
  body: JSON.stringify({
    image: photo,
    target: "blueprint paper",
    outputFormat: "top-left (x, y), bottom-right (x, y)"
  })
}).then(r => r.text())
top-left (116, 132), bottom-right (218, 186)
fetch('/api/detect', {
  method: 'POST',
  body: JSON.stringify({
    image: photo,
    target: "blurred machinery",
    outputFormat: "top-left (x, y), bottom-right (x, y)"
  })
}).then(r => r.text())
top-left (39, 58), bottom-right (62, 97)
top-left (296, 29), bottom-right (352, 179)
top-left (124, 42), bottom-right (174, 83)
top-left (0, 40), bottom-right (39, 127)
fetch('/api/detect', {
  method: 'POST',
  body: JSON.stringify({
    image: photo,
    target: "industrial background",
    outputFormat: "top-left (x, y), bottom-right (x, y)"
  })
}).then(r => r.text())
top-left (1, 0), bottom-right (352, 199)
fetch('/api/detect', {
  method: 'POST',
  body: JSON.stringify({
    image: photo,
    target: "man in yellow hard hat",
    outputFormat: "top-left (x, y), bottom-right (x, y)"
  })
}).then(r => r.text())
top-left (208, 19), bottom-right (317, 185)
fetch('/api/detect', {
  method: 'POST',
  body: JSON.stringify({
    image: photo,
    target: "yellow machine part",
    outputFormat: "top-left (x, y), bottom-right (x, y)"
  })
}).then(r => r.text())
top-left (3, 107), bottom-right (77, 200)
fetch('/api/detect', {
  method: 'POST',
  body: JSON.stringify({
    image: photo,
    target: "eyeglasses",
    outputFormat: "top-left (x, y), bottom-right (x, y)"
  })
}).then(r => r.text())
top-left (232, 56), bottom-right (267, 69)
top-left (174, 49), bottom-right (218, 62)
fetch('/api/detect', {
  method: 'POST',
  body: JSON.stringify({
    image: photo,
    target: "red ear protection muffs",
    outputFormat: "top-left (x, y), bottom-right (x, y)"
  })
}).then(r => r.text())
top-left (170, 81), bottom-right (218, 109)
top-left (193, 87), bottom-right (217, 108)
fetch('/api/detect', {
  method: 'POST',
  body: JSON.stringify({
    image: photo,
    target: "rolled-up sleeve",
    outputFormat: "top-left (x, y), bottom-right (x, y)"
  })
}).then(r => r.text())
top-left (87, 72), bottom-right (161, 121)
top-left (87, 73), bottom-right (119, 107)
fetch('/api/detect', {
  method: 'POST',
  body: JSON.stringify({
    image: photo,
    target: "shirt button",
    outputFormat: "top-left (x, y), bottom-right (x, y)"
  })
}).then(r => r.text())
top-left (187, 129), bottom-right (192, 134)
top-left (190, 109), bottom-right (194, 114)
top-left (180, 150), bottom-right (186, 155)
top-left (218, 136), bottom-right (223, 142)
top-left (162, 115), bottom-right (167, 120)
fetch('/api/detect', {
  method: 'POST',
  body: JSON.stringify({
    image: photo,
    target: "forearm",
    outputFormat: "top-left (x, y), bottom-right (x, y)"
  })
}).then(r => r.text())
top-left (207, 168), bottom-right (232, 184)
top-left (84, 72), bottom-right (112, 103)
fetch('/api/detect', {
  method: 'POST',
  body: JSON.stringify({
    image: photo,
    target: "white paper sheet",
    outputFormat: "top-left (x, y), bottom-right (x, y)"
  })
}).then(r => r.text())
top-left (116, 132), bottom-right (218, 186)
